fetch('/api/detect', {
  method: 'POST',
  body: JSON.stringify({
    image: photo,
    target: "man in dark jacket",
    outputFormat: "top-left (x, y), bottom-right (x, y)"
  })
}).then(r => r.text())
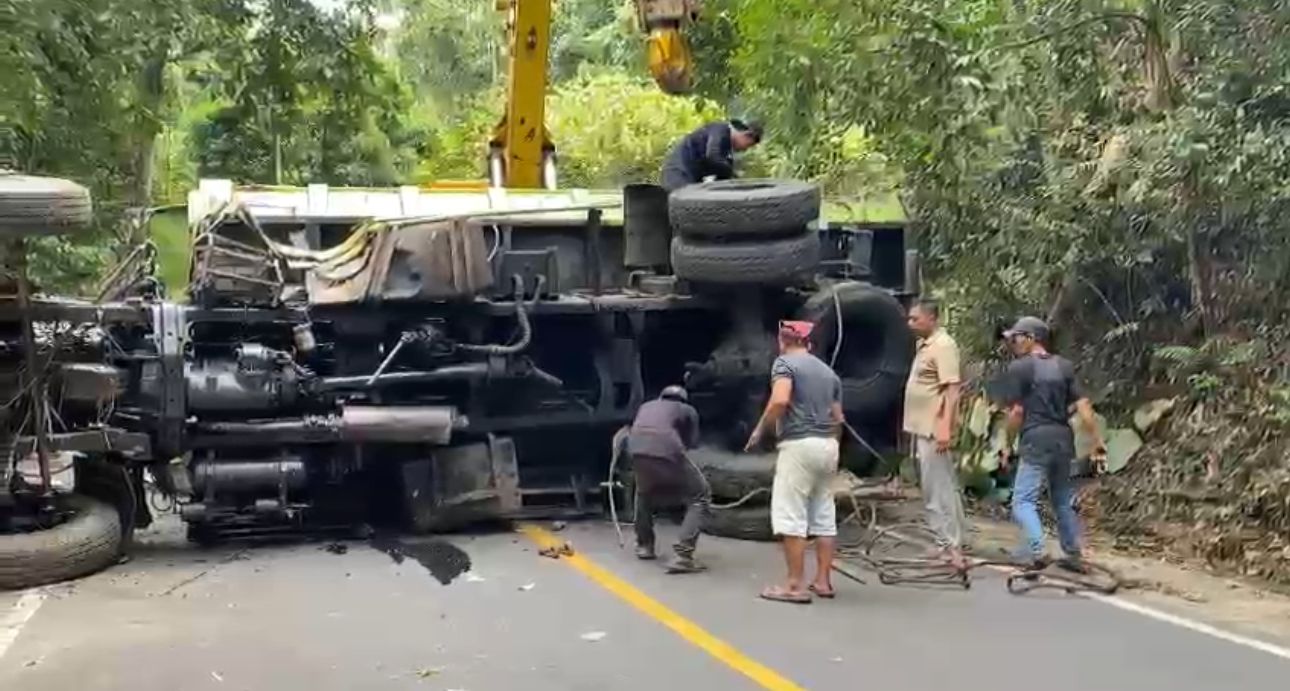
top-left (619, 385), bottom-right (710, 573)
top-left (660, 119), bottom-right (763, 192)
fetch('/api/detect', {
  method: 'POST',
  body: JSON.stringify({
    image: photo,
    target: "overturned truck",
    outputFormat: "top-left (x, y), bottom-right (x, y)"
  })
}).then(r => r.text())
top-left (0, 174), bottom-right (918, 588)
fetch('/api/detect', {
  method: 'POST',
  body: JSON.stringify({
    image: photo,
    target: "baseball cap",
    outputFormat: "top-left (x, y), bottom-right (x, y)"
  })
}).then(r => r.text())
top-left (731, 118), bottom-right (764, 142)
top-left (1003, 316), bottom-right (1050, 342)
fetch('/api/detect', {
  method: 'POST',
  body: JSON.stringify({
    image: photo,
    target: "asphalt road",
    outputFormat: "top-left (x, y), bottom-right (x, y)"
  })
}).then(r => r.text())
top-left (1, 518), bottom-right (1288, 691)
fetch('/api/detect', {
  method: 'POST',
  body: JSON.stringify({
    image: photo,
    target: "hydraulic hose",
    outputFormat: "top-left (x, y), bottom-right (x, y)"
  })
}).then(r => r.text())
top-left (607, 426), bottom-right (629, 548)
top-left (457, 275), bottom-right (533, 356)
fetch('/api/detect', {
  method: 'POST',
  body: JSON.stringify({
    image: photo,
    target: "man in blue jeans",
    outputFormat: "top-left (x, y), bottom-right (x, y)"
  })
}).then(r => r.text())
top-left (1000, 317), bottom-right (1106, 571)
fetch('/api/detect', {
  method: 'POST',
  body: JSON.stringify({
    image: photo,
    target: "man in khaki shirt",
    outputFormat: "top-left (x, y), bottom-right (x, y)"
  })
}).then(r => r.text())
top-left (903, 299), bottom-right (968, 568)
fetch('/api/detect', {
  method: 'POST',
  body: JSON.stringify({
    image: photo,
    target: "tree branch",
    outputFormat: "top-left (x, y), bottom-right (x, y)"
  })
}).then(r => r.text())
top-left (974, 12), bottom-right (1149, 58)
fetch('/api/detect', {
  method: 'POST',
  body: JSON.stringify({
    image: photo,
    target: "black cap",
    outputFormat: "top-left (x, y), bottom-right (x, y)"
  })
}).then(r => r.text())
top-left (730, 119), bottom-right (764, 142)
top-left (1003, 316), bottom-right (1050, 343)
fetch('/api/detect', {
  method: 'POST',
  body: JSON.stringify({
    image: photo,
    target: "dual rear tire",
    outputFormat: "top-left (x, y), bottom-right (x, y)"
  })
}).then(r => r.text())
top-left (668, 179), bottom-right (821, 286)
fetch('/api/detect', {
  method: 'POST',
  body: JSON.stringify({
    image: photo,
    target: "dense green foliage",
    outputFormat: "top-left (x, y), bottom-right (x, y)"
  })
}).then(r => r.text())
top-left (193, 0), bottom-right (420, 186)
top-left (4, 0), bottom-right (1290, 578)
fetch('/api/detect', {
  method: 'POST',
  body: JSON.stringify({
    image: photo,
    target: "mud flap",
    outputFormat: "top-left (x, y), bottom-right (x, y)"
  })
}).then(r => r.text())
top-left (401, 435), bottom-right (521, 532)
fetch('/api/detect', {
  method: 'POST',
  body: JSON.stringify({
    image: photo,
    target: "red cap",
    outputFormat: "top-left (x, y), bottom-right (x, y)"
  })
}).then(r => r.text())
top-left (778, 320), bottom-right (814, 340)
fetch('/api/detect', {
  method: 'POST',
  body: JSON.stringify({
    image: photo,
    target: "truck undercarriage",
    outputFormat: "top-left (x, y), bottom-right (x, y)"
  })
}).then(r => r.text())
top-left (0, 175), bottom-right (916, 587)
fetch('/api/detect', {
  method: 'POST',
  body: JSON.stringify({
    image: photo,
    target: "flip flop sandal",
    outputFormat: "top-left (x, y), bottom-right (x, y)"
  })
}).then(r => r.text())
top-left (759, 586), bottom-right (812, 604)
top-left (808, 585), bottom-right (836, 599)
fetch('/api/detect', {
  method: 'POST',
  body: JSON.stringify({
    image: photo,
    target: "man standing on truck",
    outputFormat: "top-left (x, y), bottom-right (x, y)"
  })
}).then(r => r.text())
top-left (745, 321), bottom-right (844, 603)
top-left (660, 118), bottom-right (763, 192)
top-left (999, 316), bottom-right (1106, 572)
top-left (903, 299), bottom-right (969, 570)
top-left (622, 385), bottom-right (711, 574)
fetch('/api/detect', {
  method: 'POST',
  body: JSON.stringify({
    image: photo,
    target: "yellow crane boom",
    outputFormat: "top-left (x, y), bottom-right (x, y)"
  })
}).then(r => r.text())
top-left (489, 0), bottom-right (699, 189)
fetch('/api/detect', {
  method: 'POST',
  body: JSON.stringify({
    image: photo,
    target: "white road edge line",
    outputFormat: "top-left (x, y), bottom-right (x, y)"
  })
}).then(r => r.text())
top-left (1083, 591), bottom-right (1290, 662)
top-left (975, 561), bottom-right (1290, 662)
top-left (0, 589), bottom-right (46, 663)
top-left (877, 525), bottom-right (1290, 662)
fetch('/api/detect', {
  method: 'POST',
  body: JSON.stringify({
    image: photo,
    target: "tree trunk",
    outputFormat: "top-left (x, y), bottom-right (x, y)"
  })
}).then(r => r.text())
top-left (274, 133), bottom-right (283, 185)
top-left (124, 53), bottom-right (169, 245)
top-left (1186, 222), bottom-right (1216, 336)
top-left (1142, 1), bottom-right (1176, 112)
top-left (1046, 272), bottom-right (1077, 328)
top-left (129, 56), bottom-right (168, 204)
top-left (1180, 172), bottom-right (1217, 335)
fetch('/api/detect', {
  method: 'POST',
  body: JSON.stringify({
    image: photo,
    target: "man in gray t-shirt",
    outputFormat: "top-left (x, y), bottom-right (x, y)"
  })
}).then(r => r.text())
top-left (746, 321), bottom-right (844, 603)
top-left (769, 352), bottom-right (843, 440)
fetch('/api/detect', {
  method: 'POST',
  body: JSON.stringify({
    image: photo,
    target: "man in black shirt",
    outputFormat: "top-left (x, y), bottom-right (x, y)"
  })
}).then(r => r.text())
top-left (1000, 317), bottom-right (1106, 571)
top-left (660, 119), bottom-right (763, 192)
top-left (619, 385), bottom-right (710, 573)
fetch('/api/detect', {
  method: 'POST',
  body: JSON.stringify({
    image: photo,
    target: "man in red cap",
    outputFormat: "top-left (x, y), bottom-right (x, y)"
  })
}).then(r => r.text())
top-left (745, 320), bottom-right (844, 603)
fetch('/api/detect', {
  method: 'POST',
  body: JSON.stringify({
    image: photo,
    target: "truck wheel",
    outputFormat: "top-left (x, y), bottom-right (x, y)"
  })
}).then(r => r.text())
top-left (671, 232), bottom-right (820, 285)
top-left (690, 447), bottom-right (775, 501)
top-left (0, 493), bottom-right (123, 590)
top-left (703, 505), bottom-right (774, 542)
top-left (669, 179), bottom-right (820, 239)
top-left (0, 173), bottom-right (93, 238)
top-left (799, 282), bottom-right (915, 418)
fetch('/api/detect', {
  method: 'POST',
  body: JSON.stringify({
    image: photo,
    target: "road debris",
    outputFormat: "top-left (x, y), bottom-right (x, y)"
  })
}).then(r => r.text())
top-left (551, 521), bottom-right (567, 532)
top-left (464, 573), bottom-right (486, 583)
top-left (519, 582), bottom-right (536, 591)
top-left (538, 542), bottom-right (575, 559)
top-left (323, 542), bottom-right (349, 555)
top-left (211, 671), bottom-right (224, 682)
top-left (414, 666), bottom-right (444, 678)
top-left (580, 631), bottom-right (607, 642)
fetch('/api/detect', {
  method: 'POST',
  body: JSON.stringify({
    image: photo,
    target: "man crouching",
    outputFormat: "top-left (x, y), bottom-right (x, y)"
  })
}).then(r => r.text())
top-left (746, 321), bottom-right (845, 603)
top-left (623, 385), bottom-right (711, 574)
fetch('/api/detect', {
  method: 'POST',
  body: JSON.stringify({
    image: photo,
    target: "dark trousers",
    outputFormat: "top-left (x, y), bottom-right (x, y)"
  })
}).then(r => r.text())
top-left (660, 165), bottom-right (696, 193)
top-left (633, 454), bottom-right (711, 557)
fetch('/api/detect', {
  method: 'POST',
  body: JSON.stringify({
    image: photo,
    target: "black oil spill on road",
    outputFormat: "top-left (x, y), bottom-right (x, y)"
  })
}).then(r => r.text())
top-left (370, 533), bottom-right (472, 585)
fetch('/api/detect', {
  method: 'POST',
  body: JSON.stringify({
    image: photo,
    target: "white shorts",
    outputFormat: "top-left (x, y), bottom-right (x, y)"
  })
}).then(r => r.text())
top-left (770, 436), bottom-right (840, 538)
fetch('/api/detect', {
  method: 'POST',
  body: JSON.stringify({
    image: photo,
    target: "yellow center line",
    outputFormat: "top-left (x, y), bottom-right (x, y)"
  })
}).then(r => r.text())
top-left (518, 524), bottom-right (805, 691)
